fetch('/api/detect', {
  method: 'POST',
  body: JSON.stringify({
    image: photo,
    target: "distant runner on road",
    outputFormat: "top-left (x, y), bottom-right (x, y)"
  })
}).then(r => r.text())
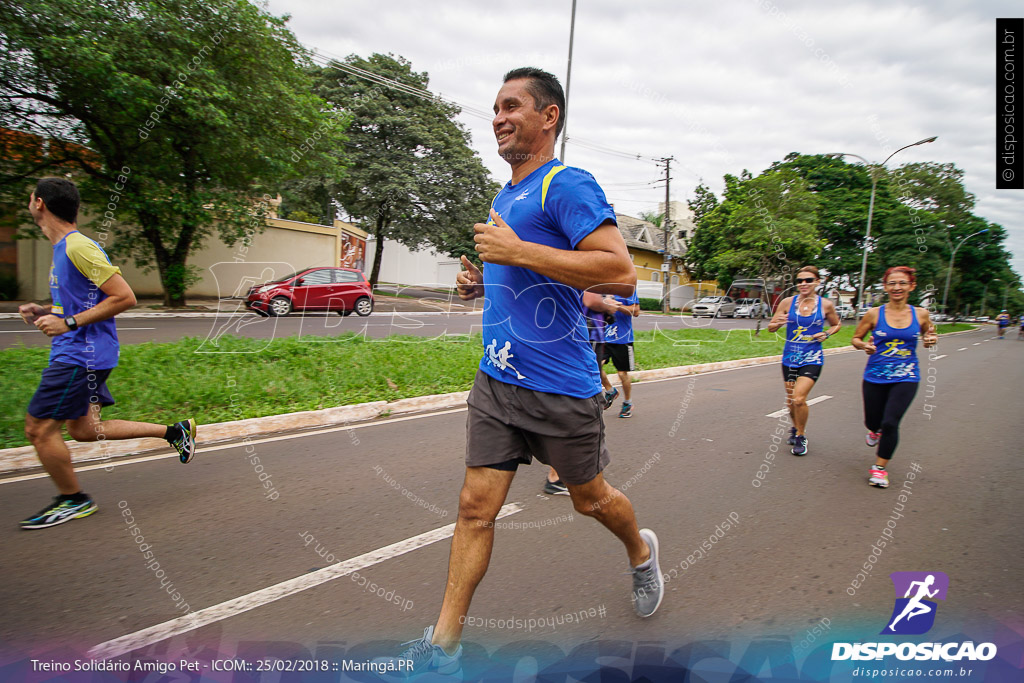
top-left (766, 266), bottom-right (841, 456)
top-left (851, 266), bottom-right (937, 488)
top-left (597, 291), bottom-right (641, 418)
top-left (995, 310), bottom-right (1010, 339)
top-left (377, 67), bottom-right (663, 678)
top-left (19, 178), bottom-right (196, 530)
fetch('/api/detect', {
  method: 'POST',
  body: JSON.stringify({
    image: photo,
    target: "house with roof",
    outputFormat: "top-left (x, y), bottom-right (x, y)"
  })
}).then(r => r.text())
top-left (614, 202), bottom-right (718, 309)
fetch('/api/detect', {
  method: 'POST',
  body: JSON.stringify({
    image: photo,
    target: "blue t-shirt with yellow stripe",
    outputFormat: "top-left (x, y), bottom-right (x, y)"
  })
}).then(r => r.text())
top-left (479, 159), bottom-right (617, 398)
top-left (49, 231), bottom-right (121, 369)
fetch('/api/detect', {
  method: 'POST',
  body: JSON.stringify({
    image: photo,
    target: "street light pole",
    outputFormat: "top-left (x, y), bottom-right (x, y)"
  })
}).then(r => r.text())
top-left (830, 136), bottom-right (937, 319)
top-left (940, 228), bottom-right (989, 316)
top-left (558, 0), bottom-right (577, 163)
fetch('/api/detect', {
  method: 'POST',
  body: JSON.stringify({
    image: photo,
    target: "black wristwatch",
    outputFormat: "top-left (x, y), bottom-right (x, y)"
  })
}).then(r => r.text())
top-left (64, 316), bottom-right (79, 331)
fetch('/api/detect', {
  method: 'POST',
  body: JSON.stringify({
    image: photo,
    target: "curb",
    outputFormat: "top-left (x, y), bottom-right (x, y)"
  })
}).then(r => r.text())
top-left (0, 327), bottom-right (977, 475)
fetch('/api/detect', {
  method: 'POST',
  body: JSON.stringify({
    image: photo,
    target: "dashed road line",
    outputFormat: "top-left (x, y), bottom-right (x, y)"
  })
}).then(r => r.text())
top-left (87, 502), bottom-right (524, 660)
top-left (766, 395), bottom-right (833, 418)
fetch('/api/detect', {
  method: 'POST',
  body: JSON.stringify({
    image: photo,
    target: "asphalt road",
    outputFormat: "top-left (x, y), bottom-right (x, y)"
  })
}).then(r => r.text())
top-left (0, 310), bottom-right (774, 349)
top-left (1, 326), bottom-right (1021, 680)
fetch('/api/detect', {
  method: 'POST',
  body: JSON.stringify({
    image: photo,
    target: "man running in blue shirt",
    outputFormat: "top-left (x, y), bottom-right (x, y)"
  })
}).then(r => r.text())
top-left (19, 178), bottom-right (196, 530)
top-left (380, 68), bottom-right (664, 677)
top-left (598, 292), bottom-right (641, 417)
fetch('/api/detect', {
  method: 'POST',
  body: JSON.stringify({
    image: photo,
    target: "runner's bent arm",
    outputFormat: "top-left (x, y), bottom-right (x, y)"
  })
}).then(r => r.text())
top-left (918, 308), bottom-right (938, 348)
top-left (813, 299), bottom-right (842, 341)
top-left (456, 255), bottom-right (485, 301)
top-left (851, 309), bottom-right (879, 354)
top-left (34, 273), bottom-right (136, 336)
top-left (766, 297), bottom-right (792, 333)
top-left (474, 210), bottom-right (635, 296)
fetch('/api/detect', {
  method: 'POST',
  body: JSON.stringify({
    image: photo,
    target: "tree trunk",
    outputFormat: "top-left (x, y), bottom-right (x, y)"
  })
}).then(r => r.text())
top-left (137, 215), bottom-right (186, 308)
top-left (369, 221), bottom-right (386, 290)
top-left (155, 254), bottom-right (189, 308)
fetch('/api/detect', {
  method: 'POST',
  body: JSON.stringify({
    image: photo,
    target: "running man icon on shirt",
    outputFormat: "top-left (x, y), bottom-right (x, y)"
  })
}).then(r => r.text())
top-left (486, 338), bottom-right (527, 379)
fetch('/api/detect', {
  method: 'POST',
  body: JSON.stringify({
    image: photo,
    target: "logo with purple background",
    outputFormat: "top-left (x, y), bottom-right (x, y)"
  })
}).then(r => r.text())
top-left (881, 571), bottom-right (949, 635)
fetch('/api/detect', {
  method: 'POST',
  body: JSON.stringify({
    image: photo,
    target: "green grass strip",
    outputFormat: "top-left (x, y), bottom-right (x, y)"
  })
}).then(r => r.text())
top-left (0, 323), bottom-right (973, 448)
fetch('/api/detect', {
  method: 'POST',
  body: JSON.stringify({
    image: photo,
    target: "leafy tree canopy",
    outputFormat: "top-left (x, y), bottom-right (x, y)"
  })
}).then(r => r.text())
top-left (308, 53), bottom-right (499, 287)
top-left (0, 0), bottom-right (344, 305)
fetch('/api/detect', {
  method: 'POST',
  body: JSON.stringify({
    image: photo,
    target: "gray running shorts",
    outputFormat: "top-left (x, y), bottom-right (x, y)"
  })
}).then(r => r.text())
top-left (465, 370), bottom-right (610, 486)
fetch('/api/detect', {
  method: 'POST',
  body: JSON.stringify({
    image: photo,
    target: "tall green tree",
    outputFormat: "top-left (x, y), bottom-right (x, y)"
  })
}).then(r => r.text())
top-left (683, 181), bottom-right (719, 280)
top-left (0, 0), bottom-right (344, 305)
top-left (687, 180), bottom-right (719, 226)
top-left (770, 153), bottom-right (882, 293)
top-left (312, 53), bottom-right (499, 287)
top-left (686, 169), bottom-right (823, 288)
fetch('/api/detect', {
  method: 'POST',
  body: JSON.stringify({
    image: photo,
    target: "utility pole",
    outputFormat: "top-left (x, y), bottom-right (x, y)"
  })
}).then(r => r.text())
top-left (658, 157), bottom-right (674, 313)
top-left (559, 0), bottom-right (577, 162)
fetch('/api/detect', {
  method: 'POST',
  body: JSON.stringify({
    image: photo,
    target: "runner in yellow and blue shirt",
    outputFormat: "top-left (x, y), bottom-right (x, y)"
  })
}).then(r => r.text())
top-left (851, 266), bottom-right (938, 488)
top-left (19, 178), bottom-right (198, 530)
top-left (766, 266), bottom-right (841, 456)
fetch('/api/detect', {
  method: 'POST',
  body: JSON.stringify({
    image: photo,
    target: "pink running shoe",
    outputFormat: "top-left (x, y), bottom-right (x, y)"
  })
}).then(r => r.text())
top-left (866, 431), bottom-right (881, 447)
top-left (868, 467), bottom-right (889, 488)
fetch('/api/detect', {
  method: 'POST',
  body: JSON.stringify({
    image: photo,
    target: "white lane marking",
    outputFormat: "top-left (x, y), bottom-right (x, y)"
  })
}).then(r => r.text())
top-left (957, 348), bottom-right (967, 351)
top-left (973, 343), bottom-right (981, 346)
top-left (88, 502), bottom-right (523, 660)
top-left (0, 408), bottom-right (470, 485)
top-left (765, 395), bottom-right (833, 418)
top-left (932, 354), bottom-right (947, 360)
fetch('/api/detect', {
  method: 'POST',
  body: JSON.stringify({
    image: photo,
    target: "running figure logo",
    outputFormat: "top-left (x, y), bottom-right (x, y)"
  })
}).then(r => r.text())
top-left (789, 325), bottom-right (812, 342)
top-left (881, 571), bottom-right (949, 635)
top-left (486, 338), bottom-right (527, 379)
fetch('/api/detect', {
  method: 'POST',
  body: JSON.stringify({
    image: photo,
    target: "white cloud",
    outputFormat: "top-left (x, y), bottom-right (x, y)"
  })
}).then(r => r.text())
top-left (268, 0), bottom-right (1024, 277)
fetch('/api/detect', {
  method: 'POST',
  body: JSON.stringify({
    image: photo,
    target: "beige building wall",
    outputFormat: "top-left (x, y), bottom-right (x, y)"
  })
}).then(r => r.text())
top-left (18, 214), bottom-right (356, 301)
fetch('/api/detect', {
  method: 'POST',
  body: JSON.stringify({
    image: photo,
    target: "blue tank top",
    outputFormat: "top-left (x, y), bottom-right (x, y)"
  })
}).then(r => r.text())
top-left (864, 305), bottom-right (920, 383)
top-left (782, 296), bottom-right (825, 367)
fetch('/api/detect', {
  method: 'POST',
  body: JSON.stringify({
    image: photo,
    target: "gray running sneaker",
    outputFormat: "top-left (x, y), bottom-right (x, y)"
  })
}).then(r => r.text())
top-left (630, 528), bottom-right (664, 617)
top-left (374, 625), bottom-right (461, 679)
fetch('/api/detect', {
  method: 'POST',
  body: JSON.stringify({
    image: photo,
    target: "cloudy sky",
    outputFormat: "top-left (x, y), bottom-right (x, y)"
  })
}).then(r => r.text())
top-left (266, 0), bottom-right (1023, 277)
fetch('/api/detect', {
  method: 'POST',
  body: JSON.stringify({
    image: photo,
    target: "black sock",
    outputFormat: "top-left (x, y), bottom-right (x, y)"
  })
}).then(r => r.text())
top-left (164, 424), bottom-right (178, 441)
top-left (59, 492), bottom-right (88, 503)
top-left (875, 464), bottom-right (886, 470)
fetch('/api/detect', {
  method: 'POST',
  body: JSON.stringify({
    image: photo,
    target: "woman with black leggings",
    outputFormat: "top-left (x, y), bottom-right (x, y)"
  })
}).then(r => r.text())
top-left (851, 266), bottom-right (937, 488)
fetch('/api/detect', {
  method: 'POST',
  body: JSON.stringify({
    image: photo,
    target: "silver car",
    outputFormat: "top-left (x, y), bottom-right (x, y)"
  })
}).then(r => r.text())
top-left (734, 298), bottom-right (769, 318)
top-left (692, 296), bottom-right (736, 318)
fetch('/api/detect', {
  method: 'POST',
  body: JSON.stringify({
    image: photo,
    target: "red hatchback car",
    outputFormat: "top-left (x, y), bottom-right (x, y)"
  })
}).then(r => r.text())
top-left (246, 266), bottom-right (374, 317)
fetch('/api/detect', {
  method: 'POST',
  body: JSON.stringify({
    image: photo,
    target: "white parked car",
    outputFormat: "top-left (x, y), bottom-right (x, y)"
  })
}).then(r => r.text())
top-left (836, 304), bottom-right (856, 320)
top-left (692, 296), bottom-right (736, 318)
top-left (734, 298), bottom-right (770, 318)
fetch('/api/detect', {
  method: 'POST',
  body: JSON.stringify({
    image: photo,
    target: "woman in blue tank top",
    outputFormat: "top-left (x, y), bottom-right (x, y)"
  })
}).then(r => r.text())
top-left (851, 266), bottom-right (938, 488)
top-left (766, 266), bottom-right (841, 456)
